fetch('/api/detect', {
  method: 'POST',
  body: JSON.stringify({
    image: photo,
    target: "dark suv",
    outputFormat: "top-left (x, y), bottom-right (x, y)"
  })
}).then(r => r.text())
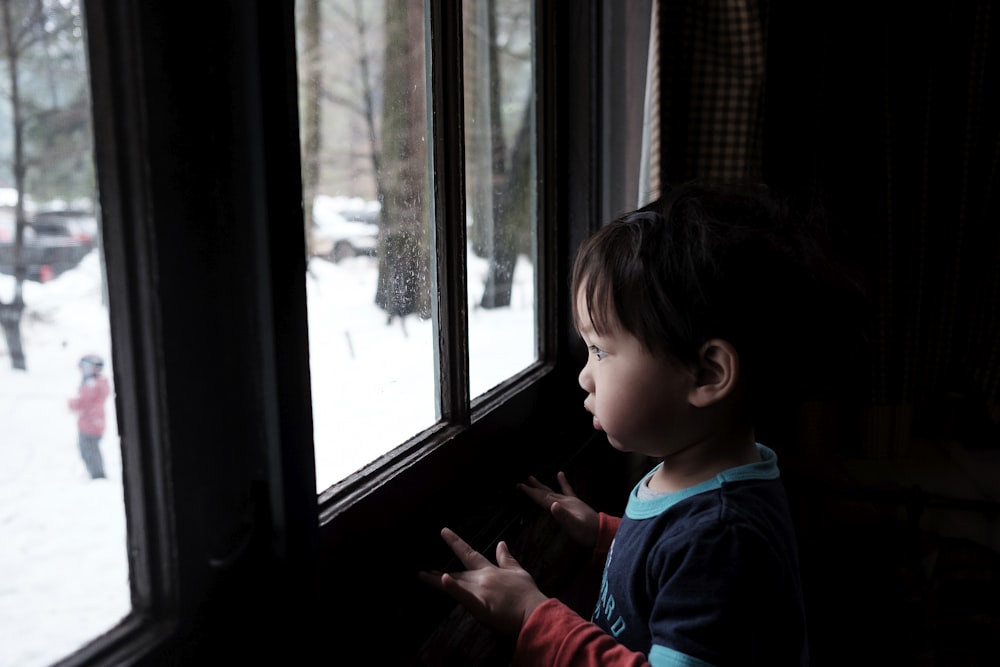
top-left (0, 209), bottom-right (97, 282)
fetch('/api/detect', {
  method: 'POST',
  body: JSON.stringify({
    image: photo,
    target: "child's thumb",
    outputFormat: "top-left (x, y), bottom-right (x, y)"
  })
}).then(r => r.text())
top-left (550, 501), bottom-right (570, 525)
top-left (496, 541), bottom-right (520, 569)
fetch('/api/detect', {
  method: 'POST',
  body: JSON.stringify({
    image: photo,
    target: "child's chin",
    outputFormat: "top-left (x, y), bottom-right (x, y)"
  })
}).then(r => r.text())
top-left (606, 436), bottom-right (631, 452)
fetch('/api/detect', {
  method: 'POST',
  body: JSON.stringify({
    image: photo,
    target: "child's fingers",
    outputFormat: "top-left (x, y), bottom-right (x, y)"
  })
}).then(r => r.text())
top-left (556, 471), bottom-right (577, 496)
top-left (417, 570), bottom-right (445, 589)
top-left (440, 527), bottom-right (491, 570)
top-left (517, 480), bottom-right (553, 508)
top-left (521, 475), bottom-right (552, 493)
top-left (495, 540), bottom-right (520, 569)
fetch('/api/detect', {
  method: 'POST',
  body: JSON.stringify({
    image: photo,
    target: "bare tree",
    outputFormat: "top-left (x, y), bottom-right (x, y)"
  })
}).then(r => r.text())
top-left (307, 1), bottom-right (533, 318)
top-left (467, 0), bottom-right (533, 309)
top-left (0, 0), bottom-right (83, 370)
top-left (301, 0), bottom-right (428, 321)
top-left (321, 0), bottom-right (383, 196)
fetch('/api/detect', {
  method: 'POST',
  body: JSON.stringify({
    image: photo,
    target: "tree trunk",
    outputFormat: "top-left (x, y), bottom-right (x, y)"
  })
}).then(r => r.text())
top-left (301, 0), bottom-right (322, 260)
top-left (1, 0), bottom-right (27, 370)
top-left (0, 297), bottom-right (25, 369)
top-left (375, 0), bottom-right (429, 321)
top-left (479, 0), bottom-right (530, 310)
top-left (480, 99), bottom-right (532, 309)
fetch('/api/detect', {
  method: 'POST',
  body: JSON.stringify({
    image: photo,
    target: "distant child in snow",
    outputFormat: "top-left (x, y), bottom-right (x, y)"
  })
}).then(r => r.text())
top-left (68, 353), bottom-right (110, 479)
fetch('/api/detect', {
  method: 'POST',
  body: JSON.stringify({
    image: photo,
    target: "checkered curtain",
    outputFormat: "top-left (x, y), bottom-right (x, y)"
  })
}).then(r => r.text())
top-left (656, 0), bottom-right (768, 186)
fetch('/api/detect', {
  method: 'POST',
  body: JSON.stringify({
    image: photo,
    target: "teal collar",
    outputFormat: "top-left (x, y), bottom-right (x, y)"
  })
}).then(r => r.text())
top-left (625, 443), bottom-right (779, 520)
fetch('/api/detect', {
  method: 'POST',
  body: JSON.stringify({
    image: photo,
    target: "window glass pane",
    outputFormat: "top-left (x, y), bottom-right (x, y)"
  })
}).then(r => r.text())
top-left (297, 0), bottom-right (436, 490)
top-left (0, 2), bottom-right (130, 664)
top-left (464, 0), bottom-right (537, 398)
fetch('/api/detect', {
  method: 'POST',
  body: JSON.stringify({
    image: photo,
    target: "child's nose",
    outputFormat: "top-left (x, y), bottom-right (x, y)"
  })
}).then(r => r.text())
top-left (578, 362), bottom-right (594, 393)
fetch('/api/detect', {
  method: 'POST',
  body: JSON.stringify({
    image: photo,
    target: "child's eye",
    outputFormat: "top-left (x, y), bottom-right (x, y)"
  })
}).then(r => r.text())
top-left (589, 345), bottom-right (607, 361)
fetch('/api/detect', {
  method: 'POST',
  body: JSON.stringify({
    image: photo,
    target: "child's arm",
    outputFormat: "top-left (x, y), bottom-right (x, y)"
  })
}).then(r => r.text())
top-left (508, 514), bottom-right (644, 666)
top-left (69, 379), bottom-right (107, 412)
top-left (591, 512), bottom-right (620, 565)
top-left (68, 387), bottom-right (87, 411)
top-left (514, 598), bottom-right (651, 667)
top-left (420, 524), bottom-right (649, 666)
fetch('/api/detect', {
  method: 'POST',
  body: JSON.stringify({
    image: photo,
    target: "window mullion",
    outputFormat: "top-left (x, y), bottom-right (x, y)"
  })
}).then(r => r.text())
top-left (85, 0), bottom-right (177, 623)
top-left (427, 0), bottom-right (470, 425)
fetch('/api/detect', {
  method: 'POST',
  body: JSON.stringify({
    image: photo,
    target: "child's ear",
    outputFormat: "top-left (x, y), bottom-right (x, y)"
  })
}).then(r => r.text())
top-left (688, 339), bottom-right (739, 408)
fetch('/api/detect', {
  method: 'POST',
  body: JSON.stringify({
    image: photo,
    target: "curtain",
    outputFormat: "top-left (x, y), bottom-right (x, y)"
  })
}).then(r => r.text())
top-left (656, 0), bottom-right (1000, 458)
top-left (657, 0), bottom-right (769, 186)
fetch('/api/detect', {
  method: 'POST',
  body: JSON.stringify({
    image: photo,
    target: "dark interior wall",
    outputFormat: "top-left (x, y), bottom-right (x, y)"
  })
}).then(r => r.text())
top-left (763, 2), bottom-right (1000, 664)
top-left (764, 0), bottom-right (1000, 414)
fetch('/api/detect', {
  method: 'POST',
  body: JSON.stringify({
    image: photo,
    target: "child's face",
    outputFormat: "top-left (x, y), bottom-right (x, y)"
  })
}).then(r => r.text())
top-left (575, 288), bottom-right (698, 458)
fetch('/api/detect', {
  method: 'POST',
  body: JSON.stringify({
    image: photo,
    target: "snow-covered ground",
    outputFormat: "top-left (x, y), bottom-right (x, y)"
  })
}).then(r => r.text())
top-left (0, 247), bottom-right (535, 666)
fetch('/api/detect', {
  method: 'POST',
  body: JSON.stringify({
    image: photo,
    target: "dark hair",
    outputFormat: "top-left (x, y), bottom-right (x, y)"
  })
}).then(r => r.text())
top-left (572, 181), bottom-right (867, 411)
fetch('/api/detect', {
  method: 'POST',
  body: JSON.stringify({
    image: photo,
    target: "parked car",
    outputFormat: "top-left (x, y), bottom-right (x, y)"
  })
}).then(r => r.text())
top-left (0, 208), bottom-right (97, 282)
top-left (310, 195), bottom-right (379, 263)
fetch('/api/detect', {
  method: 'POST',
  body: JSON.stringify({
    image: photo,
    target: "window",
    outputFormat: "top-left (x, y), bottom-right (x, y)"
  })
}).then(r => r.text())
top-left (296, 0), bottom-right (540, 491)
top-left (0, 2), bottom-right (130, 664)
top-left (463, 0), bottom-right (538, 397)
top-left (45, 0), bottom-right (625, 663)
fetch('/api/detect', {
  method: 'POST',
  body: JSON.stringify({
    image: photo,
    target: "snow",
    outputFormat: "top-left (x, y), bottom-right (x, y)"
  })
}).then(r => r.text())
top-left (0, 247), bottom-right (536, 666)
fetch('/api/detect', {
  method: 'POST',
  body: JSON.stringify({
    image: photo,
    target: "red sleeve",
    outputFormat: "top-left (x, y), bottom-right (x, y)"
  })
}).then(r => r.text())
top-left (511, 514), bottom-right (643, 666)
top-left (512, 598), bottom-right (650, 667)
top-left (592, 512), bottom-right (621, 566)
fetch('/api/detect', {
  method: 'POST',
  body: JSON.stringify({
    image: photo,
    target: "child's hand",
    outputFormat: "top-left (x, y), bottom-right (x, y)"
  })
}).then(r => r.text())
top-left (518, 472), bottom-right (599, 548)
top-left (419, 527), bottom-right (548, 636)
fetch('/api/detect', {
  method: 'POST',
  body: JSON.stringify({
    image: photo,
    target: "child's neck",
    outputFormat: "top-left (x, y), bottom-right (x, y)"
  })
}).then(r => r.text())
top-left (647, 429), bottom-right (759, 494)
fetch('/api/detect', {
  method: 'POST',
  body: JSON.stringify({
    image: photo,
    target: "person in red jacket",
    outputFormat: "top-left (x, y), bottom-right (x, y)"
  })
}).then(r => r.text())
top-left (420, 182), bottom-right (866, 666)
top-left (68, 353), bottom-right (111, 479)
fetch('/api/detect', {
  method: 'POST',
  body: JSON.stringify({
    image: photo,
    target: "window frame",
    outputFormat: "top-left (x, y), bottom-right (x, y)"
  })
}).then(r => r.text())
top-left (71, 0), bottom-right (615, 663)
top-left (314, 0), bottom-right (567, 518)
top-left (72, 1), bottom-right (181, 664)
